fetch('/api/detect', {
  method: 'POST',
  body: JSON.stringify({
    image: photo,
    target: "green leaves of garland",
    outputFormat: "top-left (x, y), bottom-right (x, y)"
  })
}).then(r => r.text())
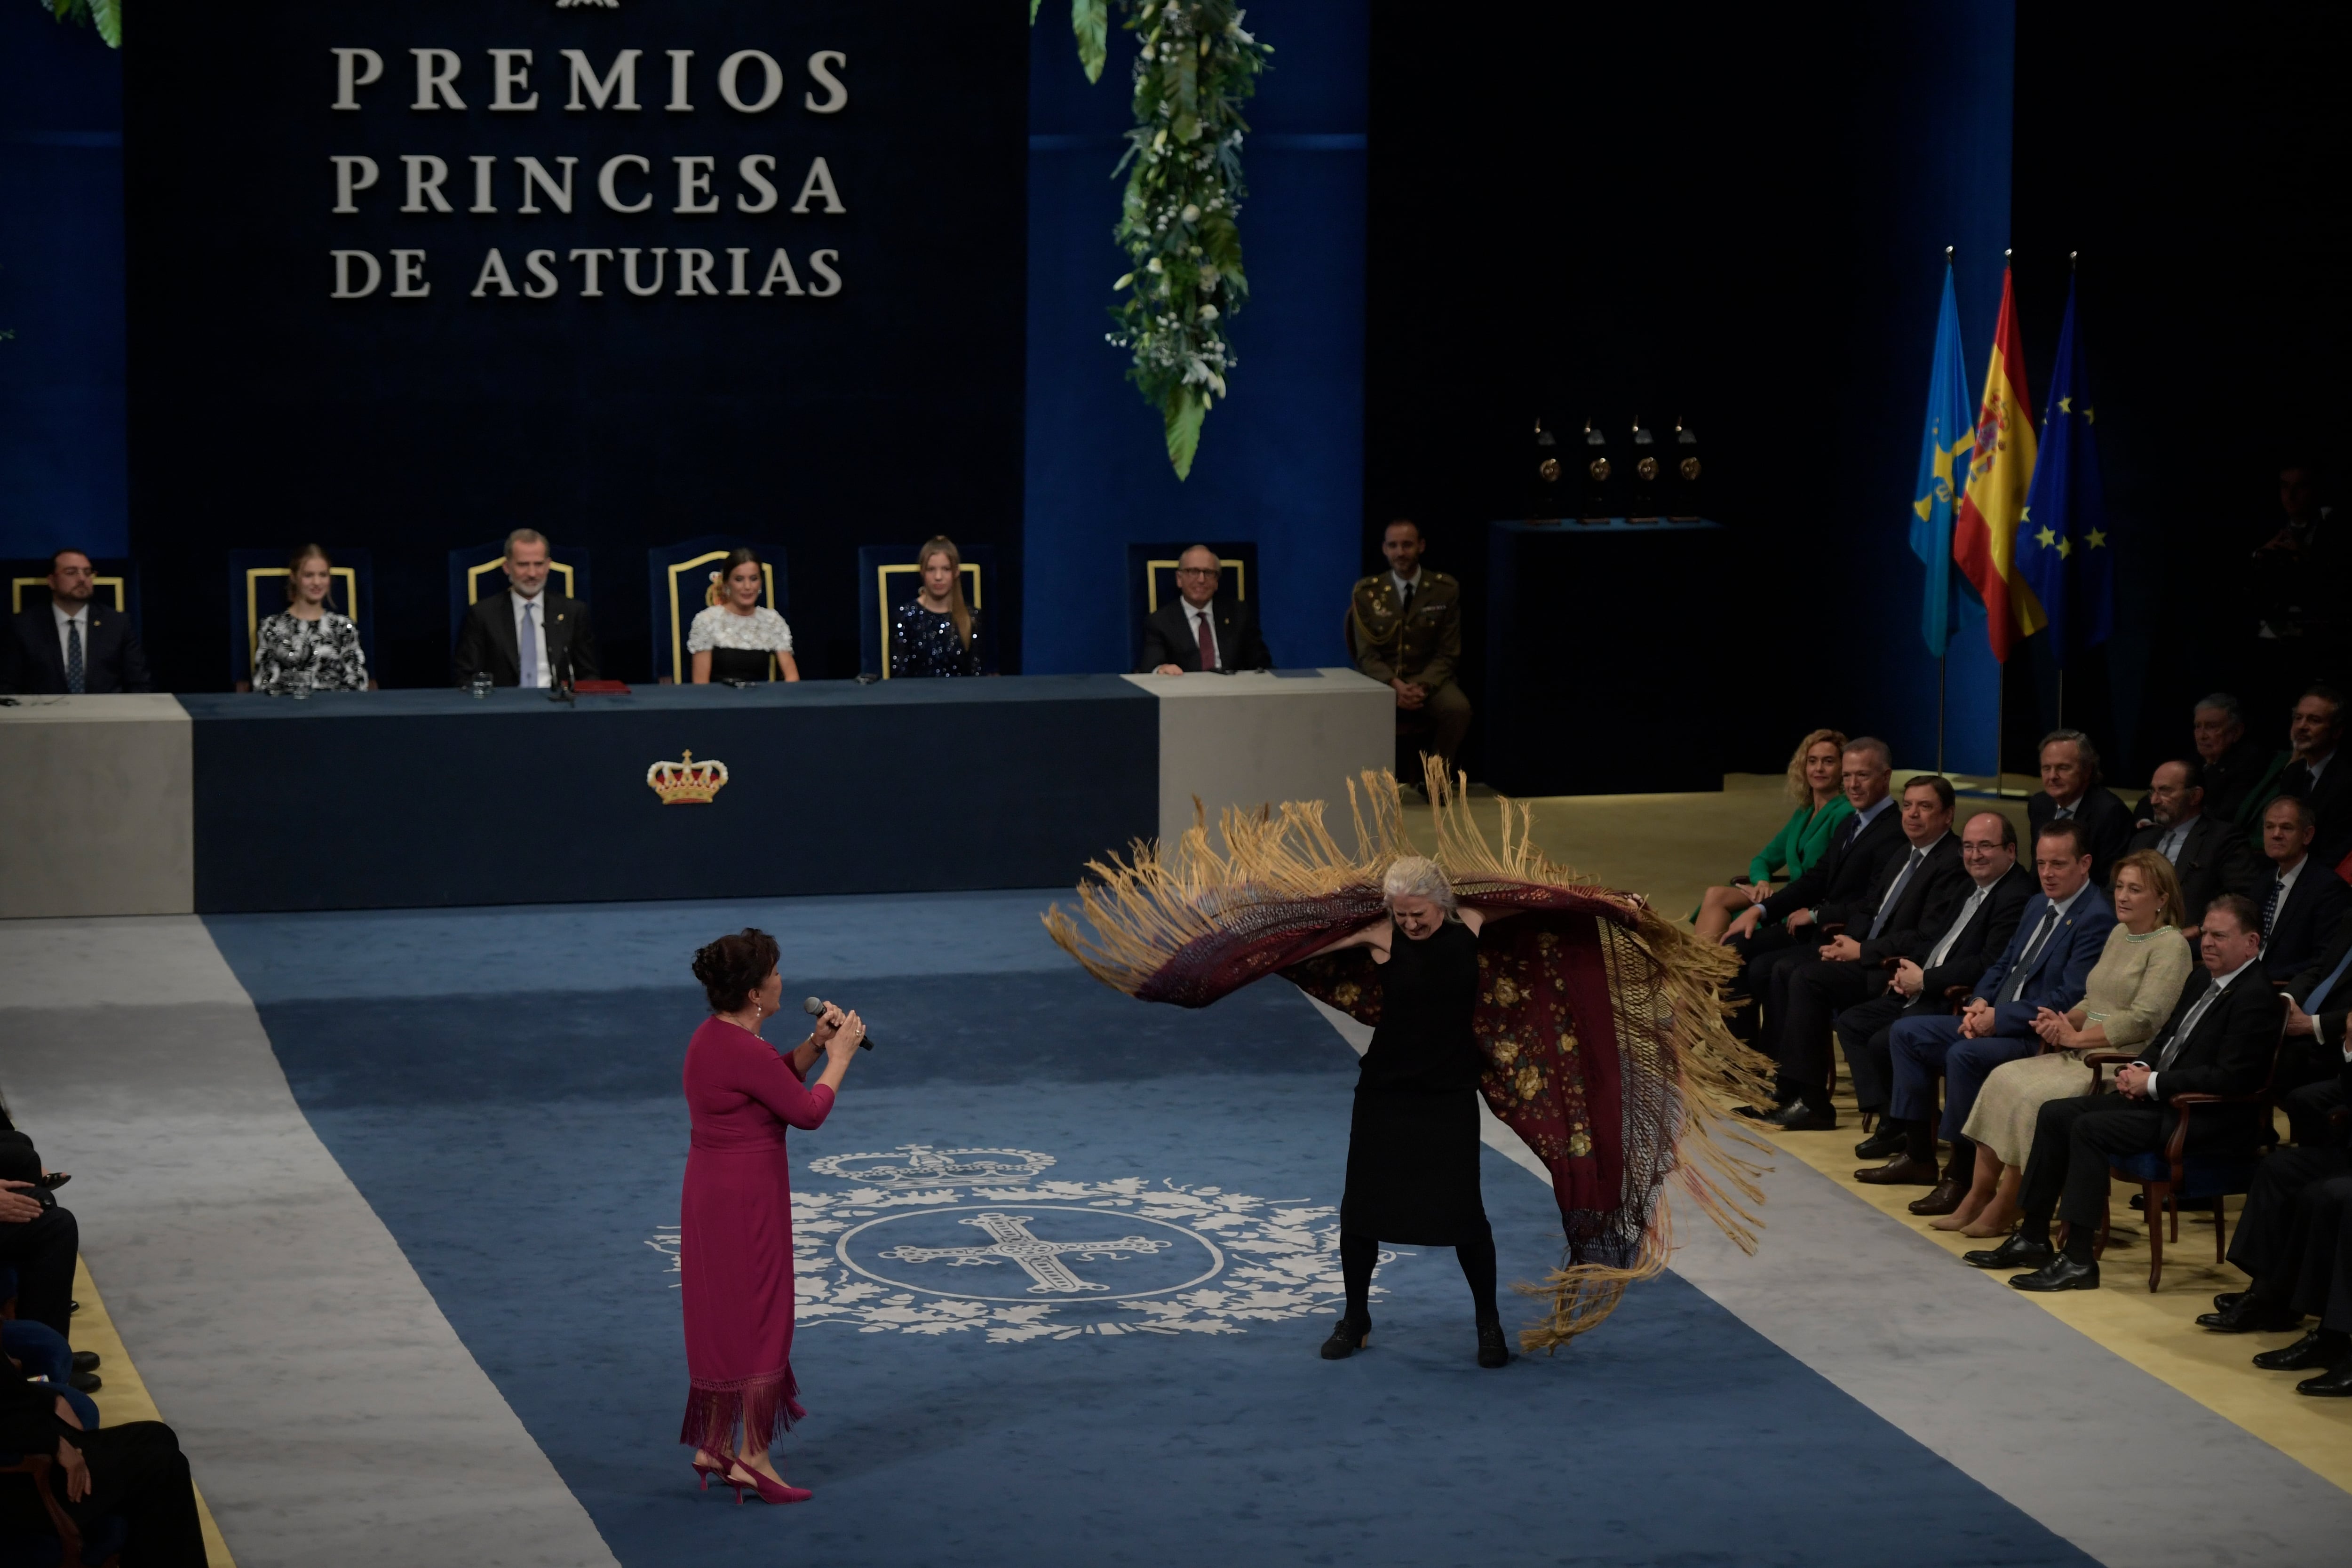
top-left (1037, 1), bottom-right (1271, 479)
top-left (44, 0), bottom-right (121, 49)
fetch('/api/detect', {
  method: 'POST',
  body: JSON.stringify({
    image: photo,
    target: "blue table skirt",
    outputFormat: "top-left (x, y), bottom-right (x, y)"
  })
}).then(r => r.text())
top-left (177, 678), bottom-right (1158, 912)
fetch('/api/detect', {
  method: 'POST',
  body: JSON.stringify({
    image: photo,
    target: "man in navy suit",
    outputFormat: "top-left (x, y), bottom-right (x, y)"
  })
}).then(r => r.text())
top-left (1859, 818), bottom-right (2118, 1188)
top-left (0, 548), bottom-right (151, 695)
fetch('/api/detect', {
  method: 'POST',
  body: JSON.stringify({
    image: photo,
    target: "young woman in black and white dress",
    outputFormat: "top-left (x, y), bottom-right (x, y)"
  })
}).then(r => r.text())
top-left (688, 549), bottom-right (800, 683)
top-left (250, 543), bottom-right (368, 695)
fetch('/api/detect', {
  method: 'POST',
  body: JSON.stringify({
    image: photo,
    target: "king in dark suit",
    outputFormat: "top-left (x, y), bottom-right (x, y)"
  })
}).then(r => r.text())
top-left (451, 530), bottom-right (598, 688)
top-left (1975, 894), bottom-right (2285, 1290)
top-left (1744, 775), bottom-right (1969, 1130)
top-left (1138, 545), bottom-right (1271, 673)
top-left (0, 549), bottom-right (151, 695)
top-left (1861, 818), bottom-right (2118, 1189)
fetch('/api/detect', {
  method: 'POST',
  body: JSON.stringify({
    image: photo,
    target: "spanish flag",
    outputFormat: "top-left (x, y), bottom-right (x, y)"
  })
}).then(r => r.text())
top-left (1951, 266), bottom-right (2044, 661)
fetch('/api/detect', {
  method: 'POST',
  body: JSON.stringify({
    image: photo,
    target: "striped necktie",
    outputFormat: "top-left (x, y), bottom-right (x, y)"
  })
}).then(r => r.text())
top-left (2002, 904), bottom-right (2061, 1003)
top-left (1869, 848), bottom-right (1924, 939)
top-left (2304, 941), bottom-right (2352, 1015)
top-left (64, 618), bottom-right (85, 694)
top-left (2262, 874), bottom-right (2287, 939)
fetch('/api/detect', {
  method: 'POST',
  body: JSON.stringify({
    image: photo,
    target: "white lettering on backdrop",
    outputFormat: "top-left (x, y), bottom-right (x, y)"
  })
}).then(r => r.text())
top-left (328, 45), bottom-right (849, 303)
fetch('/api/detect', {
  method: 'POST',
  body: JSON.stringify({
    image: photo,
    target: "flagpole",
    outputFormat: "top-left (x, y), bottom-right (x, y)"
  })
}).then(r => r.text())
top-left (1936, 652), bottom-right (1947, 774)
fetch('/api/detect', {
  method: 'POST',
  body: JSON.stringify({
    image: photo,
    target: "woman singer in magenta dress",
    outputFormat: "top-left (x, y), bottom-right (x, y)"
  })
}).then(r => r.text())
top-left (680, 929), bottom-right (865, 1505)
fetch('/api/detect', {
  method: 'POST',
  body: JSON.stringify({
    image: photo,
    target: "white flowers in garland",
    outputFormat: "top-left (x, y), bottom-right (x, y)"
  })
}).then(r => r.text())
top-left (1038, 0), bottom-right (1273, 479)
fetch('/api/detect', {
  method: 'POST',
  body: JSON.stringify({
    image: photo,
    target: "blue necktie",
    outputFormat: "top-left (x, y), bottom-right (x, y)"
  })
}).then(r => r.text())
top-left (2304, 941), bottom-right (2352, 1014)
top-left (2002, 905), bottom-right (2061, 1003)
top-left (519, 601), bottom-right (539, 687)
top-left (64, 620), bottom-right (84, 694)
top-left (1869, 848), bottom-right (1923, 939)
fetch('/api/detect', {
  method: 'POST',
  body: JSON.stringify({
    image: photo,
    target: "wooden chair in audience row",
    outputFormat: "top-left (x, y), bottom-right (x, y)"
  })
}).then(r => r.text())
top-left (0, 1452), bottom-right (125, 1567)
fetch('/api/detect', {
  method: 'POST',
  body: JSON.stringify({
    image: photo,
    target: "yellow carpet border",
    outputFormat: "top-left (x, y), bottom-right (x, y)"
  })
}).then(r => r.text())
top-left (66, 1254), bottom-right (237, 1568)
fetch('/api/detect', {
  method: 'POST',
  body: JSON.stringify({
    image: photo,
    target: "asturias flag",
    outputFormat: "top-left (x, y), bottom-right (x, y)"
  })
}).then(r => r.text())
top-left (1908, 264), bottom-right (1974, 656)
top-left (2013, 277), bottom-right (2110, 664)
top-left (1951, 266), bottom-right (2043, 661)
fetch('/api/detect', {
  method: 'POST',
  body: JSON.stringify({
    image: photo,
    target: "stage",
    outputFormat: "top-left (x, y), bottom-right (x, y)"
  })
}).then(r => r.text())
top-left (6, 778), bottom-right (2350, 1567)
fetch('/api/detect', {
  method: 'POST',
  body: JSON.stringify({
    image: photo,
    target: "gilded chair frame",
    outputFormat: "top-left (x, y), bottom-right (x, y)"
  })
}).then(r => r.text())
top-left (1143, 557), bottom-right (1248, 614)
top-left (666, 551), bottom-right (781, 683)
top-left (464, 556), bottom-right (579, 605)
top-left (11, 576), bottom-right (126, 614)
top-left (876, 562), bottom-right (983, 679)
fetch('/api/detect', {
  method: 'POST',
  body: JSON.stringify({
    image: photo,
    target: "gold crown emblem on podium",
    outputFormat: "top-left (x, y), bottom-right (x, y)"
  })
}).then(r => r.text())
top-left (646, 750), bottom-right (729, 805)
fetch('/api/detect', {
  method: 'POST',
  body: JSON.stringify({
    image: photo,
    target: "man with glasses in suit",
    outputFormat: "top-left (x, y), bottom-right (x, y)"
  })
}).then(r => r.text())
top-left (0, 549), bottom-right (151, 695)
top-left (452, 529), bottom-right (599, 689)
top-left (1141, 545), bottom-right (1271, 674)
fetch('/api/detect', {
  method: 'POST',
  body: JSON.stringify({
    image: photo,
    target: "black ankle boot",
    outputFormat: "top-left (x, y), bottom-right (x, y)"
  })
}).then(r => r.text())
top-left (1319, 1315), bottom-right (1370, 1360)
top-left (1476, 1320), bottom-right (1509, 1369)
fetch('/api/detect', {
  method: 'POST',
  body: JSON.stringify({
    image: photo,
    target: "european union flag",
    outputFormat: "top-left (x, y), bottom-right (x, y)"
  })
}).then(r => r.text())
top-left (2014, 277), bottom-right (2111, 664)
top-left (1908, 265), bottom-right (1974, 655)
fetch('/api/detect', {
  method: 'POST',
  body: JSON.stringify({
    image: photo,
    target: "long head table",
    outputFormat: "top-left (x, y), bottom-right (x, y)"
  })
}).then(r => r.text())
top-left (1, 670), bottom-right (1391, 916)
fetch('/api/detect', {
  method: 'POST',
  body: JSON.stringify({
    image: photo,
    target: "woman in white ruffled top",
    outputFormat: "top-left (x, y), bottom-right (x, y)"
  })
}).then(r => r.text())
top-left (687, 549), bottom-right (799, 683)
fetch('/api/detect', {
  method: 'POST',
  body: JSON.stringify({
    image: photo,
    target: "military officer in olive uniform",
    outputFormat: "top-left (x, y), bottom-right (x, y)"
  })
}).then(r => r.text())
top-left (1348, 518), bottom-right (1472, 772)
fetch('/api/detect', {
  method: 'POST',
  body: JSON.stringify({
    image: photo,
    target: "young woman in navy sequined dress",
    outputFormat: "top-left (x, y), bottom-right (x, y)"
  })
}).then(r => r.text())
top-left (889, 536), bottom-right (986, 677)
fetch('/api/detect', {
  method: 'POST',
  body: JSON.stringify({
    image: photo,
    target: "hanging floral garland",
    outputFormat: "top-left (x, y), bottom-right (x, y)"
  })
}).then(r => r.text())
top-left (43, 0), bottom-right (122, 48)
top-left (1038, 1), bottom-right (1272, 479)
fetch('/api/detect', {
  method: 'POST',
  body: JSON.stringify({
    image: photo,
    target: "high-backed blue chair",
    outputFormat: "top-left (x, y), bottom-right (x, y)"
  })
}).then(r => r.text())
top-left (646, 537), bottom-right (789, 683)
top-left (445, 541), bottom-right (591, 648)
top-left (2080, 1026), bottom-right (2284, 1291)
top-left (1124, 540), bottom-right (1258, 672)
top-left (227, 549), bottom-right (374, 689)
top-left (6, 557), bottom-right (141, 633)
top-left (857, 542), bottom-right (999, 677)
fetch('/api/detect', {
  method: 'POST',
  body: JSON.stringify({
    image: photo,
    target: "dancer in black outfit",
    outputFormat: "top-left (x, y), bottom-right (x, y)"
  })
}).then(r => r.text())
top-left (1310, 856), bottom-right (1514, 1369)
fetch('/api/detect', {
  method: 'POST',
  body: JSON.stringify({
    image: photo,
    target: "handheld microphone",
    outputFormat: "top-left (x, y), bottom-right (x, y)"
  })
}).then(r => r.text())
top-left (804, 995), bottom-right (876, 1051)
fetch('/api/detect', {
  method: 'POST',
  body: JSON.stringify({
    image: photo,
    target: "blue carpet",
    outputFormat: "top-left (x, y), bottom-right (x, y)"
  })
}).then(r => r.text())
top-left (208, 895), bottom-right (2098, 1568)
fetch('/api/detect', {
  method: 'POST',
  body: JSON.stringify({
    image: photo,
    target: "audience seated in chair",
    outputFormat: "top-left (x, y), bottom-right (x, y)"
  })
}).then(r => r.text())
top-left (0, 1355), bottom-right (206, 1567)
top-left (2123, 758), bottom-right (2262, 940)
top-left (1859, 818), bottom-right (2117, 1204)
top-left (1691, 729), bottom-right (1852, 944)
top-left (1840, 813), bottom-right (2033, 1132)
top-left (1965, 893), bottom-right (2282, 1293)
top-left (0, 1178), bottom-right (78, 1361)
top-left (2189, 693), bottom-right (2285, 834)
top-left (2254, 793), bottom-right (2351, 975)
top-left (2276, 906), bottom-right (2352, 1137)
top-left (2199, 1050), bottom-right (2352, 1395)
top-left (1720, 739), bottom-right (1905, 1003)
top-left (1347, 519), bottom-right (1470, 773)
top-left (452, 528), bottom-right (599, 689)
top-left (1932, 850), bottom-right (2193, 1239)
top-left (890, 535), bottom-right (988, 678)
top-left (689, 548), bottom-right (799, 684)
top-left (1740, 774), bottom-right (1965, 1132)
top-left (0, 548), bottom-right (151, 696)
top-left (2026, 729), bottom-right (2132, 892)
top-left (249, 542), bottom-right (370, 696)
top-left (2272, 684), bottom-right (2352, 870)
top-left (1141, 545), bottom-right (1271, 675)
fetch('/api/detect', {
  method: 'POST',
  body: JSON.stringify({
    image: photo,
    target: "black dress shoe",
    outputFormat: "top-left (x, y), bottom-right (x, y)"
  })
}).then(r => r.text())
top-left (1760, 1098), bottom-right (1836, 1132)
top-left (1319, 1316), bottom-right (1370, 1360)
top-left (70, 1351), bottom-right (99, 1374)
top-left (2254, 1330), bottom-right (2349, 1371)
top-left (2212, 1291), bottom-right (2246, 1313)
top-left (2296, 1360), bottom-right (2352, 1396)
top-left (1908, 1178), bottom-right (1968, 1216)
top-left (1963, 1234), bottom-right (2054, 1270)
top-left (2009, 1255), bottom-right (2100, 1292)
top-left (1854, 1155), bottom-right (1940, 1186)
top-left (1854, 1126), bottom-right (1908, 1161)
top-left (33, 1171), bottom-right (69, 1191)
top-left (1476, 1321), bottom-right (1510, 1369)
top-left (2195, 1295), bottom-right (2303, 1334)
top-left (67, 1370), bottom-right (101, 1393)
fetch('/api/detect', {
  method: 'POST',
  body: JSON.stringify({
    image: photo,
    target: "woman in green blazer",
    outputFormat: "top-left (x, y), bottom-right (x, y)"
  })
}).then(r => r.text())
top-left (1692, 729), bottom-right (1853, 942)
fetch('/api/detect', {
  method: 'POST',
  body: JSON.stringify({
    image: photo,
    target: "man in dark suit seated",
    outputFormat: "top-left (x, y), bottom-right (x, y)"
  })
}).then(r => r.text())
top-left (1139, 545), bottom-right (1271, 674)
top-left (2254, 794), bottom-right (2351, 976)
top-left (2277, 908), bottom-right (2352, 1140)
top-left (0, 548), bottom-right (151, 695)
top-left (1859, 819), bottom-right (2117, 1190)
top-left (2026, 728), bottom-right (2131, 892)
top-left (1721, 738), bottom-right (1905, 996)
top-left (452, 529), bottom-right (598, 688)
top-left (1742, 774), bottom-right (1965, 1131)
top-left (1975, 894), bottom-right (2283, 1291)
top-left (1843, 812), bottom-right (2033, 1166)
top-left (2273, 685), bottom-right (2352, 871)
top-left (2190, 693), bottom-right (2284, 832)
top-left (2125, 758), bottom-right (2263, 940)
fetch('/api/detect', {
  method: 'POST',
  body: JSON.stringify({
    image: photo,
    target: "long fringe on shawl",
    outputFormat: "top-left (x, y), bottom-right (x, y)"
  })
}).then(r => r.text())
top-left (1043, 760), bottom-right (1777, 1352)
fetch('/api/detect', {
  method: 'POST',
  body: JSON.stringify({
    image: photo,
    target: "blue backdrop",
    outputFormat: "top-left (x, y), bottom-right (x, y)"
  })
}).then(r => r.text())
top-left (1022, 3), bottom-right (1368, 675)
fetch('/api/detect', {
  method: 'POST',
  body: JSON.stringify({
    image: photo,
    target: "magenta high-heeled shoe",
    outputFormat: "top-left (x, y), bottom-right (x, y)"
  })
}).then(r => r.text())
top-left (724, 1459), bottom-right (813, 1505)
top-left (691, 1454), bottom-right (729, 1492)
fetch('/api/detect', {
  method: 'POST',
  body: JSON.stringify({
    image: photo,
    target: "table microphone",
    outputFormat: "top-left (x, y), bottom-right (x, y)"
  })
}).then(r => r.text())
top-left (804, 995), bottom-right (876, 1050)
